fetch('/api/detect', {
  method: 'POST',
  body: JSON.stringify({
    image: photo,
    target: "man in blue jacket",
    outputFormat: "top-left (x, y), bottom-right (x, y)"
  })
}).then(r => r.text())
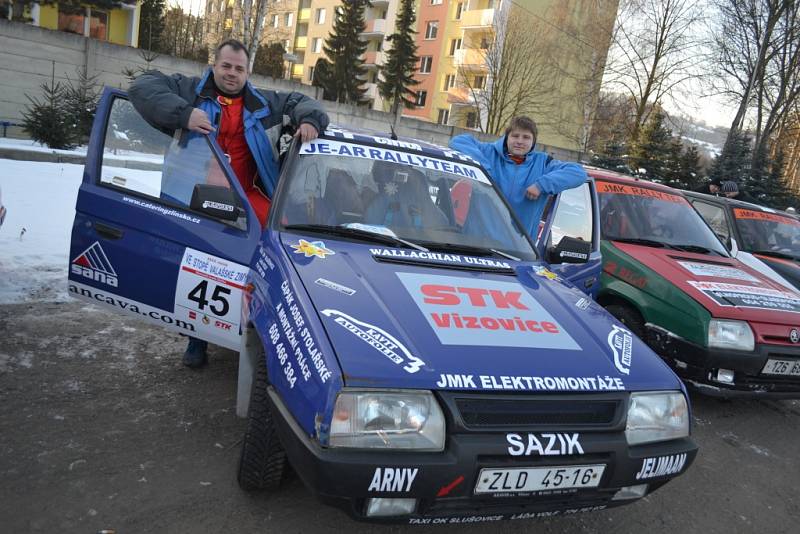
top-left (449, 116), bottom-right (586, 238)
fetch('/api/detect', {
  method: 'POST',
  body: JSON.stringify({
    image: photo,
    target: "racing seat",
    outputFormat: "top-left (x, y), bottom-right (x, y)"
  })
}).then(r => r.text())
top-left (322, 168), bottom-right (364, 224)
top-left (365, 168), bottom-right (448, 229)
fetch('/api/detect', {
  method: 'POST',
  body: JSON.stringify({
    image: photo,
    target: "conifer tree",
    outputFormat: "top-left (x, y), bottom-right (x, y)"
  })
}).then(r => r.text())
top-left (378, 0), bottom-right (420, 116)
top-left (253, 42), bottom-right (287, 79)
top-left (320, 0), bottom-right (370, 104)
top-left (64, 68), bottom-right (100, 144)
top-left (591, 138), bottom-right (631, 174)
top-left (663, 136), bottom-right (684, 188)
top-left (632, 111), bottom-right (672, 181)
top-left (679, 144), bottom-right (703, 190)
top-left (709, 129), bottom-right (751, 184)
top-left (139, 0), bottom-right (166, 52)
top-left (21, 81), bottom-right (77, 150)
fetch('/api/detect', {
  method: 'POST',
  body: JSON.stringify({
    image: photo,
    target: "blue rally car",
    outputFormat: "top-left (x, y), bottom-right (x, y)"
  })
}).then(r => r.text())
top-left (68, 88), bottom-right (697, 524)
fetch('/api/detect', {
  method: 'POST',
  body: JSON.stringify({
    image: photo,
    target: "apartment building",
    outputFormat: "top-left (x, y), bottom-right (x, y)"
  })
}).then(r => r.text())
top-left (205, 0), bottom-right (299, 76)
top-left (11, 1), bottom-right (140, 46)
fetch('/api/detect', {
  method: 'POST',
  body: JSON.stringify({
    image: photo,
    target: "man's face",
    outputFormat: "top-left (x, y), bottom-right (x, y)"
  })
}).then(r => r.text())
top-left (709, 184), bottom-right (720, 194)
top-left (507, 128), bottom-right (535, 157)
top-left (213, 46), bottom-right (249, 94)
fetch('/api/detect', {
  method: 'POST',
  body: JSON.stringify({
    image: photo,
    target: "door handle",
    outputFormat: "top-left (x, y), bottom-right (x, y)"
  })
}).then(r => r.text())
top-left (94, 222), bottom-right (123, 240)
top-left (584, 277), bottom-right (596, 288)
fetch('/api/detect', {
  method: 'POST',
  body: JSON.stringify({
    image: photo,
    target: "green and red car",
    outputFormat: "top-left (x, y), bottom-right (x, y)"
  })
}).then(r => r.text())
top-left (588, 168), bottom-right (800, 397)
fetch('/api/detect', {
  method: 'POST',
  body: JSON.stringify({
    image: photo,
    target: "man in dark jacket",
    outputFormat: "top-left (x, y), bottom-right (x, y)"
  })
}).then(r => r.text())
top-left (693, 177), bottom-right (722, 195)
top-left (721, 181), bottom-right (758, 204)
top-left (130, 39), bottom-right (329, 368)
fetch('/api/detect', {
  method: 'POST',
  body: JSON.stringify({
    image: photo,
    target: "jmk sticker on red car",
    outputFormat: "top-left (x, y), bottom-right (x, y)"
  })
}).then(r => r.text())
top-left (596, 180), bottom-right (687, 204)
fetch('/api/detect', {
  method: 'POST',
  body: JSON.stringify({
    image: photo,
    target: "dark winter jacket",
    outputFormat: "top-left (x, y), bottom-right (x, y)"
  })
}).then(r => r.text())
top-left (692, 179), bottom-right (722, 195)
top-left (129, 68), bottom-right (329, 198)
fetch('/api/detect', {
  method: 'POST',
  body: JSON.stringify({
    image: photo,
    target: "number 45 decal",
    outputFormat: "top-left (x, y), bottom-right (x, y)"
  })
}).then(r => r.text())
top-left (188, 280), bottom-right (231, 317)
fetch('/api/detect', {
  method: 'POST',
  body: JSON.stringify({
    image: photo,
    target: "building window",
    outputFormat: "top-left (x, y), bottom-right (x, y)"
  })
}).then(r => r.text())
top-left (312, 37), bottom-right (322, 53)
top-left (431, 0), bottom-right (443, 4)
top-left (425, 21), bottom-right (438, 40)
top-left (466, 112), bottom-right (478, 129)
top-left (285, 12), bottom-right (293, 26)
top-left (308, 65), bottom-right (316, 83)
top-left (473, 75), bottom-right (485, 89)
top-left (89, 10), bottom-right (108, 40)
top-left (316, 8), bottom-right (326, 24)
top-left (442, 74), bottom-right (455, 91)
top-left (415, 90), bottom-right (428, 107)
top-left (437, 108), bottom-right (450, 125)
top-left (480, 37), bottom-right (490, 49)
top-left (284, 39), bottom-right (291, 51)
top-left (449, 38), bottom-right (461, 56)
top-left (58, 5), bottom-right (86, 36)
top-left (419, 56), bottom-right (433, 74)
top-left (455, 2), bottom-right (464, 19)
top-left (272, 14), bottom-right (279, 27)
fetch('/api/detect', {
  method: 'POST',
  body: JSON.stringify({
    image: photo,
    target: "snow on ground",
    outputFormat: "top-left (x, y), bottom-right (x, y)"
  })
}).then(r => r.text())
top-left (0, 159), bottom-right (83, 304)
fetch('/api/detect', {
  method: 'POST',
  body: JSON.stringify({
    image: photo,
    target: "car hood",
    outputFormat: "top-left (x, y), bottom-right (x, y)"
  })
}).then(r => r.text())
top-left (611, 241), bottom-right (800, 323)
top-left (282, 233), bottom-right (682, 393)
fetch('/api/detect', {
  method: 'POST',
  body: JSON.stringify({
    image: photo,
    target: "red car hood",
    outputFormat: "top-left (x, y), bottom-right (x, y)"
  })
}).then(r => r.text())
top-left (613, 242), bottom-right (800, 323)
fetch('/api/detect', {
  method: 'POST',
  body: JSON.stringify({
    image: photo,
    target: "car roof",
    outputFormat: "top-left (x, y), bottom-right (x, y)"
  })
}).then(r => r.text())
top-left (682, 189), bottom-right (772, 211)
top-left (583, 165), bottom-right (683, 196)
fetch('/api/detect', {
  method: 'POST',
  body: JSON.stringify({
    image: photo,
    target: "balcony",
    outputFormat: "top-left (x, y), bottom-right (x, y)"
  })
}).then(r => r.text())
top-left (360, 18), bottom-right (386, 38)
top-left (292, 63), bottom-right (304, 78)
top-left (461, 8), bottom-right (495, 30)
top-left (454, 48), bottom-right (488, 70)
top-left (294, 36), bottom-right (307, 49)
top-left (363, 83), bottom-right (379, 101)
top-left (298, 8), bottom-right (310, 22)
top-left (363, 50), bottom-right (384, 68)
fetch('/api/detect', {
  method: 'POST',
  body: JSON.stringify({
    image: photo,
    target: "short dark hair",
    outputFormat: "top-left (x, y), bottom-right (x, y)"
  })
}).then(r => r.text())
top-left (215, 39), bottom-right (250, 61)
top-left (505, 116), bottom-right (538, 141)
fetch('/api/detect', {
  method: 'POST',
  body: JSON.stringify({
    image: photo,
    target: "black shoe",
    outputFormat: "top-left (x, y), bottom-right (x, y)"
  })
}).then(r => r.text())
top-left (183, 337), bottom-right (208, 368)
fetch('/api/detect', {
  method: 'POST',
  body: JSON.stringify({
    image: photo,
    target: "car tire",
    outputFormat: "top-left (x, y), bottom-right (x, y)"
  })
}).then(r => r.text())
top-left (237, 350), bottom-right (287, 492)
top-left (605, 303), bottom-right (645, 340)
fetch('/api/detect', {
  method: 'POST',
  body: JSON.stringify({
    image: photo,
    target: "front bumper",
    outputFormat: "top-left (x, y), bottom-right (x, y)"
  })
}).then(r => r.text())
top-left (267, 388), bottom-right (697, 524)
top-left (646, 325), bottom-right (800, 398)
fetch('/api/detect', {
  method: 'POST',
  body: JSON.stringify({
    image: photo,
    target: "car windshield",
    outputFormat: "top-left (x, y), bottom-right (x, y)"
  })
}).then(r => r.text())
top-left (274, 139), bottom-right (536, 260)
top-left (732, 207), bottom-right (800, 259)
top-left (597, 180), bottom-right (728, 256)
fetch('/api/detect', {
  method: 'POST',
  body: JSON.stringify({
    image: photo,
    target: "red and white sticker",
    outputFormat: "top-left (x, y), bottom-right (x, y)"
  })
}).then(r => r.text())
top-left (174, 248), bottom-right (249, 350)
top-left (678, 261), bottom-right (758, 283)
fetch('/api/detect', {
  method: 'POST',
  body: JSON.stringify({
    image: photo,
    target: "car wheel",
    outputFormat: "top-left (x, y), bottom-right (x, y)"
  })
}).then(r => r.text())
top-left (237, 349), bottom-right (286, 491)
top-left (605, 303), bottom-right (645, 340)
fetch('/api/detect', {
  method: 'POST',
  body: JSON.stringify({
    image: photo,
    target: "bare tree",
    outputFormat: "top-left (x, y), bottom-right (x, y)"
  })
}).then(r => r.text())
top-left (455, 7), bottom-right (558, 136)
top-left (236, 0), bottom-right (271, 71)
top-left (604, 0), bottom-right (704, 140)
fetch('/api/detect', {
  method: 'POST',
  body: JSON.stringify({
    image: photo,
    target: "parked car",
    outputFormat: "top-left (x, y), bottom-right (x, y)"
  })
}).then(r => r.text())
top-left (684, 191), bottom-right (800, 290)
top-left (68, 88), bottom-right (697, 523)
top-left (588, 167), bottom-right (800, 397)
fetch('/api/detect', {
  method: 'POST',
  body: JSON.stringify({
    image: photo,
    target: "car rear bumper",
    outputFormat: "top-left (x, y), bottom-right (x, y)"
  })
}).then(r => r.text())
top-left (646, 325), bottom-right (800, 398)
top-left (267, 387), bottom-right (697, 524)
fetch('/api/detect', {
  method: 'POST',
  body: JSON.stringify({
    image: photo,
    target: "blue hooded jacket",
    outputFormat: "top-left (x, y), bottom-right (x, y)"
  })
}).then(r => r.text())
top-left (449, 134), bottom-right (587, 237)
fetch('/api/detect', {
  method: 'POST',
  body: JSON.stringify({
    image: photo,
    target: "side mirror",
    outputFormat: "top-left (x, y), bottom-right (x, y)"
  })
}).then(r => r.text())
top-left (190, 184), bottom-right (242, 221)
top-left (548, 236), bottom-right (591, 264)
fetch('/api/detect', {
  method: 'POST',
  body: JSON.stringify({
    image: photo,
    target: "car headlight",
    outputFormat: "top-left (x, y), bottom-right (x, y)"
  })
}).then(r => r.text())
top-left (708, 319), bottom-right (755, 351)
top-left (329, 390), bottom-right (445, 450)
top-left (625, 392), bottom-right (689, 446)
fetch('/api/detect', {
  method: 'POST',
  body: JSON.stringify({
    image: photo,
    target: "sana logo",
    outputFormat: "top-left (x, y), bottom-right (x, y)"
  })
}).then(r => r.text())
top-left (71, 242), bottom-right (118, 287)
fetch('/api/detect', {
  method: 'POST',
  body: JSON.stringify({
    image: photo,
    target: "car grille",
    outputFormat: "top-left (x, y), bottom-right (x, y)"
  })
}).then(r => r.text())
top-left (447, 395), bottom-right (624, 431)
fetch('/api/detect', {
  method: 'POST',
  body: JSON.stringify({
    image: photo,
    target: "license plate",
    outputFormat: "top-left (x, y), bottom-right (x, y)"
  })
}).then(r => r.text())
top-left (762, 359), bottom-right (800, 376)
top-left (474, 464), bottom-right (605, 494)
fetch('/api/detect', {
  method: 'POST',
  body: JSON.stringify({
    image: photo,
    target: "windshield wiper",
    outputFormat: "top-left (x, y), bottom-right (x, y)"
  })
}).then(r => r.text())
top-left (283, 224), bottom-right (428, 251)
top-left (607, 237), bottom-right (675, 249)
top-left (750, 249), bottom-right (799, 261)
top-left (418, 242), bottom-right (521, 262)
top-left (669, 244), bottom-right (725, 256)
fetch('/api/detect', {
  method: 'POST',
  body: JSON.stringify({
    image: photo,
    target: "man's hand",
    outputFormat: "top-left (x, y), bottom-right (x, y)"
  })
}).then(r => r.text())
top-left (294, 123), bottom-right (319, 143)
top-left (526, 184), bottom-right (541, 200)
top-left (187, 108), bottom-right (214, 134)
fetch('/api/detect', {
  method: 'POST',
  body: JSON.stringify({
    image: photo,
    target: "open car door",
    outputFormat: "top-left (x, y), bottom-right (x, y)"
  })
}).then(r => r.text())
top-left (68, 88), bottom-right (261, 350)
top-left (537, 180), bottom-right (602, 297)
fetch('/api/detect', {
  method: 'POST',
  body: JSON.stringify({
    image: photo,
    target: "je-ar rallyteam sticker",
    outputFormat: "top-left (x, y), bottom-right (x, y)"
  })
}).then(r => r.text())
top-left (174, 248), bottom-right (248, 350)
top-left (397, 272), bottom-right (579, 350)
top-left (688, 281), bottom-right (800, 313)
top-left (321, 309), bottom-right (425, 373)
